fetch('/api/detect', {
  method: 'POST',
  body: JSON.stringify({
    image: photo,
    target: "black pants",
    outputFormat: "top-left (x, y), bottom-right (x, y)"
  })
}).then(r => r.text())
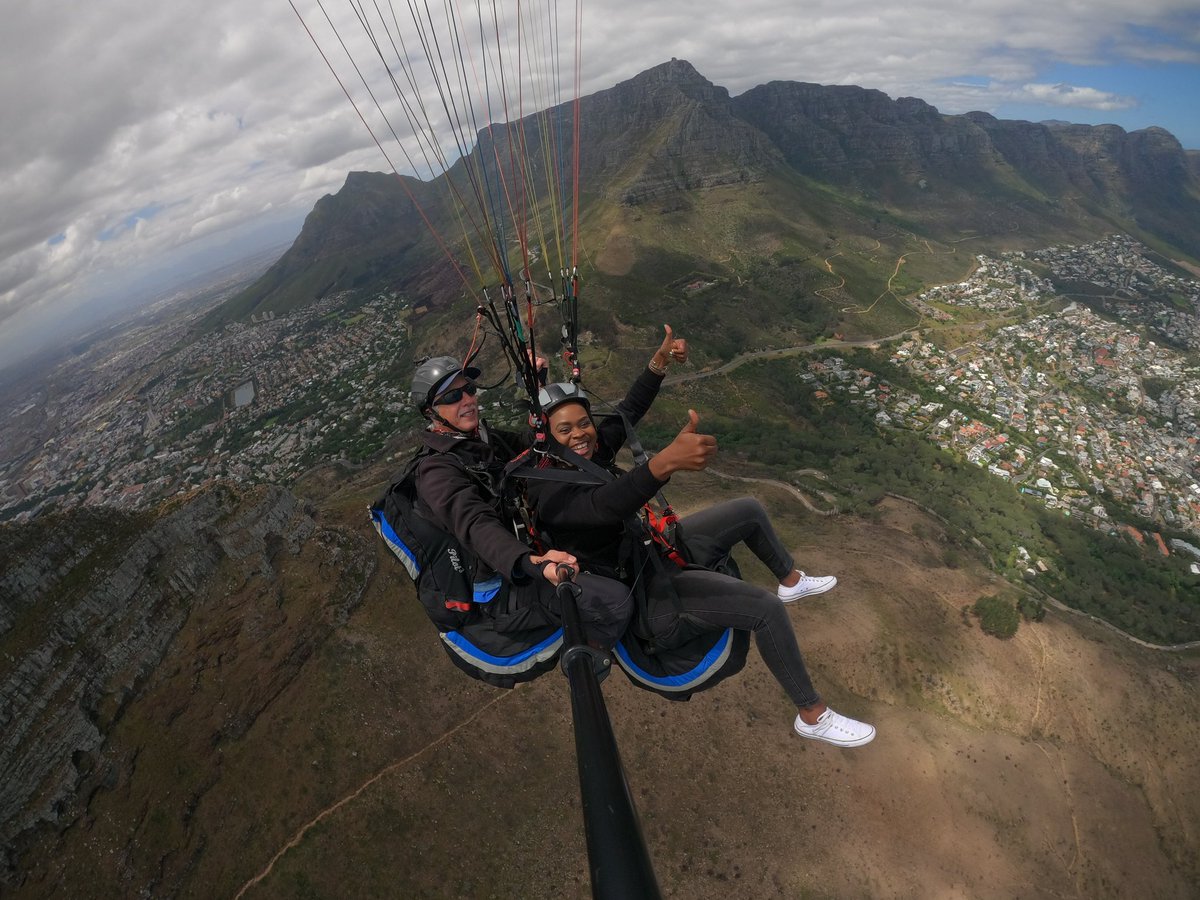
top-left (654, 498), bottom-right (820, 708)
top-left (566, 572), bottom-right (634, 649)
top-left (679, 497), bottom-right (795, 579)
top-left (508, 571), bottom-right (633, 650)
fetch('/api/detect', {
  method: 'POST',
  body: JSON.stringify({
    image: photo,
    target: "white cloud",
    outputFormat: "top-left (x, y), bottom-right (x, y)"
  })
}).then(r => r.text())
top-left (1019, 82), bottom-right (1138, 111)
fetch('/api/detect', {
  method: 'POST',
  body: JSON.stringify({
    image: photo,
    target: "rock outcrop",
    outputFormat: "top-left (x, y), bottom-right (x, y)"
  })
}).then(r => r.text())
top-left (732, 81), bottom-right (1200, 255)
top-left (732, 80), bottom-right (991, 177)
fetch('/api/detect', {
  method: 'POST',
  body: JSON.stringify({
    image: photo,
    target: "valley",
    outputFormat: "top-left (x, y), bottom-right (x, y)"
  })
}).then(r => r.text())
top-left (5, 231), bottom-right (1200, 647)
top-left (5, 470), bottom-right (1196, 898)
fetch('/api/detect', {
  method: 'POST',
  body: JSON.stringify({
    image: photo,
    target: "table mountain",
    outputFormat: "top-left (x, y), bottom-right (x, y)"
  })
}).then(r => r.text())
top-left (213, 59), bottom-right (1200, 324)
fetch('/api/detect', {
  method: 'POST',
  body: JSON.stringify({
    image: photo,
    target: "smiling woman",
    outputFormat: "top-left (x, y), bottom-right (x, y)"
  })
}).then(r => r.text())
top-left (522, 329), bottom-right (871, 744)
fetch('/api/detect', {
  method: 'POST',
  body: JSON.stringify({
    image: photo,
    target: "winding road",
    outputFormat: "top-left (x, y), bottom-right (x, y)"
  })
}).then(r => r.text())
top-left (662, 331), bottom-right (913, 386)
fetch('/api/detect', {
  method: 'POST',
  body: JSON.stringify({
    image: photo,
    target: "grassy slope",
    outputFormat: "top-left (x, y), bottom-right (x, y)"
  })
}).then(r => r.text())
top-left (12, 466), bottom-right (1198, 899)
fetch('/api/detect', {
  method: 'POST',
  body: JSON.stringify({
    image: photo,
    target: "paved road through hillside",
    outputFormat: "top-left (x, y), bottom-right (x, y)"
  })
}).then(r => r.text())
top-left (663, 332), bottom-right (913, 387)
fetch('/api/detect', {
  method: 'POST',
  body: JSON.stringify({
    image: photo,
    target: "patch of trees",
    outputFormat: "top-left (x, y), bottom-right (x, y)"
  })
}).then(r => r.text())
top-left (1037, 516), bottom-right (1200, 644)
top-left (973, 595), bottom-right (1019, 639)
top-left (163, 398), bottom-right (224, 443)
top-left (1142, 376), bottom-right (1173, 402)
top-left (1018, 596), bottom-right (1046, 622)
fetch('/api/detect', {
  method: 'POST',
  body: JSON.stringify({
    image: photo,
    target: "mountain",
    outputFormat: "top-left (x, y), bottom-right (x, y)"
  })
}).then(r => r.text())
top-left (202, 173), bottom-right (443, 327)
top-left (576, 58), bottom-right (781, 204)
top-left (211, 59), bottom-right (1200, 326)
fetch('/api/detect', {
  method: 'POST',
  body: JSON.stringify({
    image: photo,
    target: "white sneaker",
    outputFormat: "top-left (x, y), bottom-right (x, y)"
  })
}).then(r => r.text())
top-left (793, 709), bottom-right (876, 747)
top-left (777, 573), bottom-right (837, 602)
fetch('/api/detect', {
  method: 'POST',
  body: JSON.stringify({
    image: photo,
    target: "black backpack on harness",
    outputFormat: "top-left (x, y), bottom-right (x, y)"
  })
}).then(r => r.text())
top-left (369, 452), bottom-right (563, 689)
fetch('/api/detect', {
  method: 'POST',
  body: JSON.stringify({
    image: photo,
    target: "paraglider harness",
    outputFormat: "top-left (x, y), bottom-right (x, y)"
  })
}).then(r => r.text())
top-left (369, 283), bottom-right (573, 688)
top-left (370, 440), bottom-right (565, 689)
top-left (506, 410), bottom-right (750, 701)
top-left (371, 278), bottom-right (744, 698)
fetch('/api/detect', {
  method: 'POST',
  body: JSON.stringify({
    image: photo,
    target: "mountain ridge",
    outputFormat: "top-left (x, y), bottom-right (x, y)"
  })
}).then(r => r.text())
top-left (210, 58), bottom-right (1200, 326)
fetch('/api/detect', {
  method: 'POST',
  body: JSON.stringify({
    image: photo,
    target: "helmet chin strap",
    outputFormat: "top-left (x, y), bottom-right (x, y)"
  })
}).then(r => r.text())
top-left (426, 407), bottom-right (478, 436)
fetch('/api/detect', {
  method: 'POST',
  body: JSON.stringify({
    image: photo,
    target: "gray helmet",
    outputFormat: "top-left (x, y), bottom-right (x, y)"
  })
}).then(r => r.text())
top-left (412, 355), bottom-right (481, 411)
top-left (538, 382), bottom-right (590, 416)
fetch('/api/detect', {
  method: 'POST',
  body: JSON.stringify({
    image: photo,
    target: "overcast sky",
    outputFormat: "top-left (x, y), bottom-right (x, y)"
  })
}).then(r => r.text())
top-left (2, 0), bottom-right (1198, 368)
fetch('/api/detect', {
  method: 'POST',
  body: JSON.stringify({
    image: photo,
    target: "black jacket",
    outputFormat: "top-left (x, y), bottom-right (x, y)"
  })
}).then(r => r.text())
top-left (525, 367), bottom-right (669, 576)
top-left (414, 422), bottom-right (539, 583)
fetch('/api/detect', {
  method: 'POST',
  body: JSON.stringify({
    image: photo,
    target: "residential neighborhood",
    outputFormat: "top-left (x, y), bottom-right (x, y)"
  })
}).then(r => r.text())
top-left (801, 237), bottom-right (1200, 570)
top-left (0, 292), bottom-right (420, 521)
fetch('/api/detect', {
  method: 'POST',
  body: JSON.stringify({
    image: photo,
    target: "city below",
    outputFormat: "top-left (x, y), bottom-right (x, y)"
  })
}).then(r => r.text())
top-left (3, 236), bottom-right (1200, 576)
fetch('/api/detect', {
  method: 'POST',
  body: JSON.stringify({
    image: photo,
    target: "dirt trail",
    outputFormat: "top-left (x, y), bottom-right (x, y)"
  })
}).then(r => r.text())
top-left (233, 689), bottom-right (516, 899)
top-left (705, 465), bottom-right (837, 516)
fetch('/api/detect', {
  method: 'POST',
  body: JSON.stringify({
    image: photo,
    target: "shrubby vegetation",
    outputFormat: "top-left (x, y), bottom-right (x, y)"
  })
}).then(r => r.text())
top-left (973, 595), bottom-right (1020, 638)
top-left (1018, 596), bottom-right (1046, 622)
top-left (1142, 376), bottom-right (1173, 402)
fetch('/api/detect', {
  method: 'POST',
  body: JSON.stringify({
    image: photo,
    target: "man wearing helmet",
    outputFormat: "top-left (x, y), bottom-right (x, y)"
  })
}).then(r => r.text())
top-left (410, 355), bottom-right (632, 648)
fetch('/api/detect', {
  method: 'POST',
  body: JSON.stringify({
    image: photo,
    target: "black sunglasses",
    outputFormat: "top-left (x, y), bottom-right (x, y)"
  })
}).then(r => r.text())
top-left (434, 383), bottom-right (478, 406)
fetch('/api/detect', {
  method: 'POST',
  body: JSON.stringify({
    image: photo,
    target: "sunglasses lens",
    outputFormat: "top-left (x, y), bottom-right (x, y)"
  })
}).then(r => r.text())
top-left (435, 383), bottom-right (477, 405)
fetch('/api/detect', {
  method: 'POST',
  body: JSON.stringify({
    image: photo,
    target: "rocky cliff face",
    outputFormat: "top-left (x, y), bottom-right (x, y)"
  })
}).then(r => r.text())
top-left (576, 59), bottom-right (781, 204)
top-left (202, 169), bottom-right (443, 325)
top-left (732, 80), bottom-right (992, 177)
top-left (218, 59), bottom-right (1200, 320)
top-left (0, 484), bottom-right (373, 883)
top-left (731, 79), bottom-right (1196, 192)
top-left (732, 81), bottom-right (1199, 254)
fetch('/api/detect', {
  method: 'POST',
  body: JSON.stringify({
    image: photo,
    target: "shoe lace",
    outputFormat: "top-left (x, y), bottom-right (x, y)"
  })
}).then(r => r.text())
top-left (806, 709), bottom-right (835, 734)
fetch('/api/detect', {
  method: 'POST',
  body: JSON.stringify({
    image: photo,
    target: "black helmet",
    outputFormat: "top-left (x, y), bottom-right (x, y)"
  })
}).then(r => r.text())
top-left (538, 382), bottom-right (590, 416)
top-left (412, 355), bottom-right (481, 411)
